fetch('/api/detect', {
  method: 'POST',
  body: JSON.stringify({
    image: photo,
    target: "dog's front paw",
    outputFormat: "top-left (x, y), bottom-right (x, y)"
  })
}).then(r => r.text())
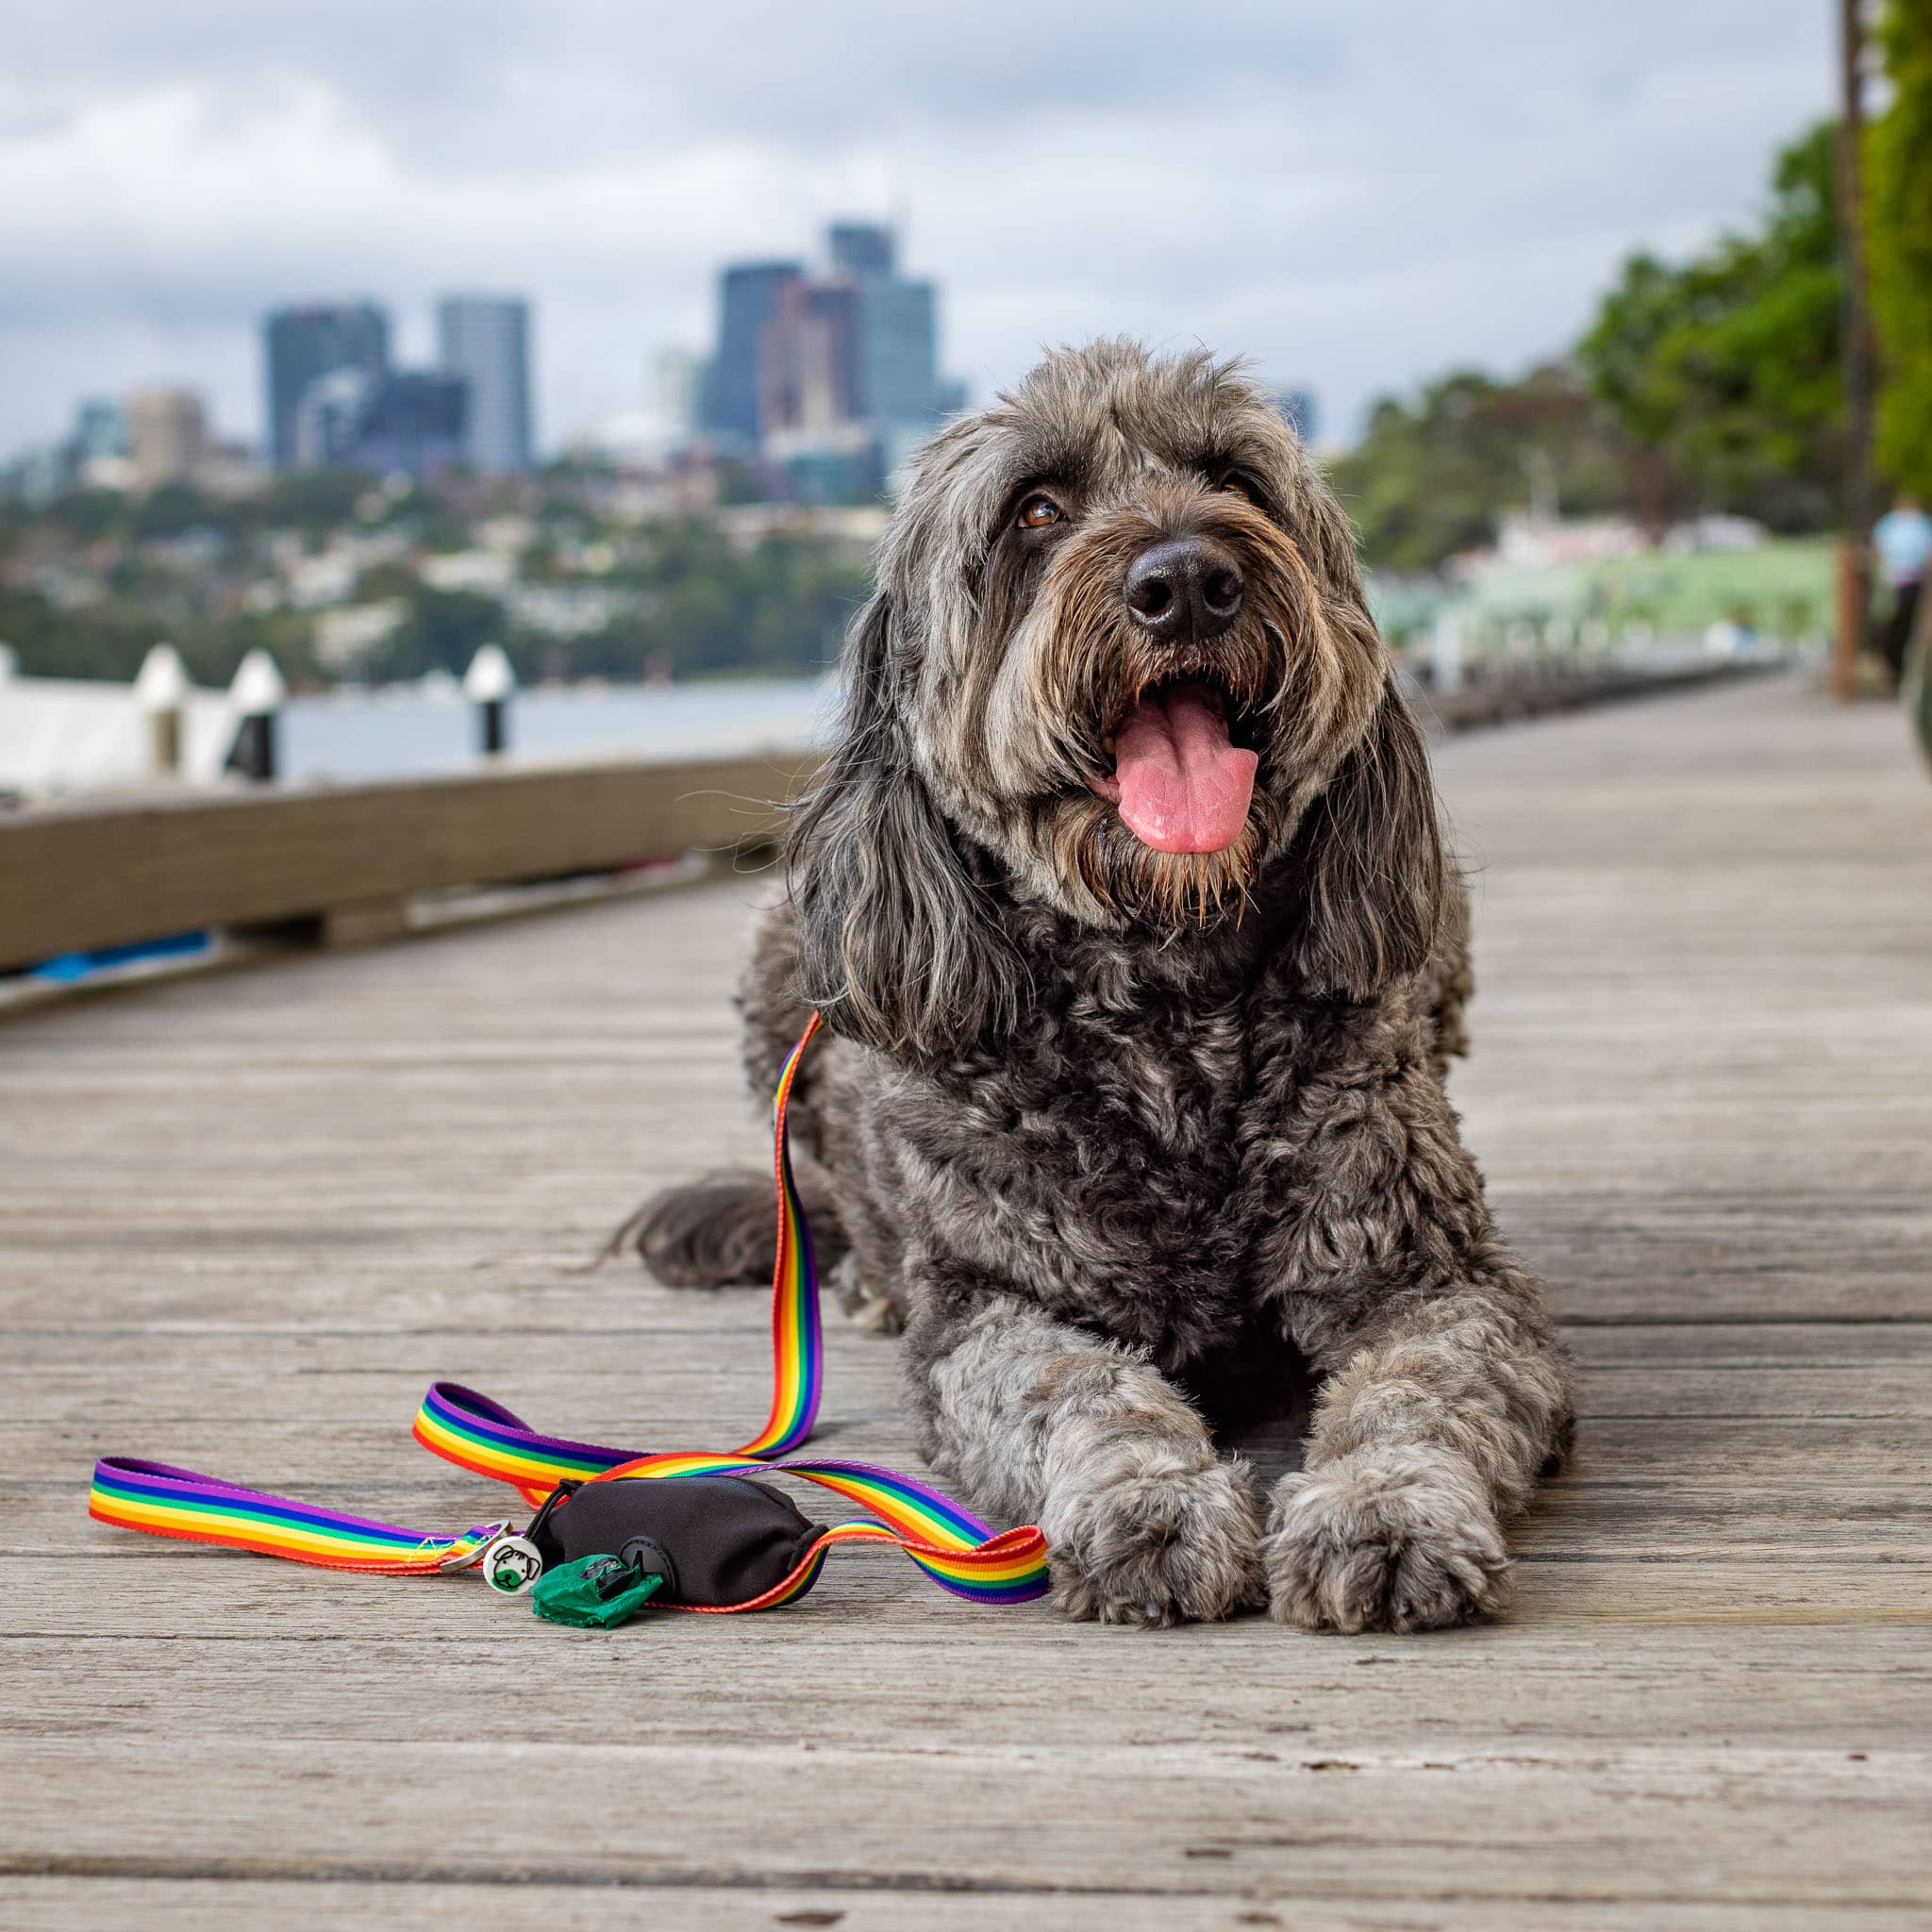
top-left (1047, 1457), bottom-right (1264, 1627)
top-left (1264, 1446), bottom-right (1509, 1634)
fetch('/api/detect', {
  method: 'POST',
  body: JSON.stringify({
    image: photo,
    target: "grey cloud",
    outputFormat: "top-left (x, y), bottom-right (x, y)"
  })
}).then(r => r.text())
top-left (0, 1), bottom-right (1832, 458)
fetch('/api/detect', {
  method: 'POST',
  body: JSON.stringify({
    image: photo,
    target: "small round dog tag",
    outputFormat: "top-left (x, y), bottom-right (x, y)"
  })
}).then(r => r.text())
top-left (481, 1534), bottom-right (543, 1594)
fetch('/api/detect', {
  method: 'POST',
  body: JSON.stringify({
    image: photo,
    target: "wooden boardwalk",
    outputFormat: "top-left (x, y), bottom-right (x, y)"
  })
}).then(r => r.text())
top-left (4, 673), bottom-right (1929, 1930)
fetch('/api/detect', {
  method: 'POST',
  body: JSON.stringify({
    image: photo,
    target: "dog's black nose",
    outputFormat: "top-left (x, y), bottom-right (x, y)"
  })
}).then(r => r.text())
top-left (1123, 536), bottom-right (1244, 645)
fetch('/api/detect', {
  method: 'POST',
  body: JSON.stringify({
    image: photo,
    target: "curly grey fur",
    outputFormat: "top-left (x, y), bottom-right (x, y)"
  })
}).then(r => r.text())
top-left (642, 341), bottom-right (1573, 1631)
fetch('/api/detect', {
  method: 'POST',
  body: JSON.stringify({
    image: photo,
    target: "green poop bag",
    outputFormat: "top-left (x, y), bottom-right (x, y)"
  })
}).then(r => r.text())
top-left (529, 1554), bottom-right (664, 1629)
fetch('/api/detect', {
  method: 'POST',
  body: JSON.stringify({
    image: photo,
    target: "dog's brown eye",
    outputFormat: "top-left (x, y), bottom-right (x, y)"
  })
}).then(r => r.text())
top-left (1221, 475), bottom-right (1256, 504)
top-left (1018, 494), bottom-right (1063, 529)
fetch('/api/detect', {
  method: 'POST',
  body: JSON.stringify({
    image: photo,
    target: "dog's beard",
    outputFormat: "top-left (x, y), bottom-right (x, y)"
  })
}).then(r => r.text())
top-left (1050, 793), bottom-right (1273, 929)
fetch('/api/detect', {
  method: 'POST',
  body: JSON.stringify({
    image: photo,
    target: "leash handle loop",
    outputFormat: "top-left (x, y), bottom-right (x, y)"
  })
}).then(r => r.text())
top-left (87, 1456), bottom-right (507, 1575)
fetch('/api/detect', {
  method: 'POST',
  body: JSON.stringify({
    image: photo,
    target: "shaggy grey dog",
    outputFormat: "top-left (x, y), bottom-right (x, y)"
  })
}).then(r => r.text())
top-left (633, 341), bottom-right (1573, 1632)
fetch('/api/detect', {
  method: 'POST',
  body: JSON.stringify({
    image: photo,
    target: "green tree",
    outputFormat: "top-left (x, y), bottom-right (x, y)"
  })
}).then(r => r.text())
top-left (258, 468), bottom-right (377, 534)
top-left (1578, 122), bottom-right (1842, 530)
top-left (0, 583), bottom-right (320, 687)
top-left (1870, 0), bottom-right (1932, 497)
top-left (1327, 363), bottom-right (1629, 572)
top-left (364, 587), bottom-right (506, 681)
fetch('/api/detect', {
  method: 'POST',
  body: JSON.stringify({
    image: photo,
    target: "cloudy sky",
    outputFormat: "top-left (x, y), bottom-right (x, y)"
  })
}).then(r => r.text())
top-left (1, 1), bottom-right (1832, 462)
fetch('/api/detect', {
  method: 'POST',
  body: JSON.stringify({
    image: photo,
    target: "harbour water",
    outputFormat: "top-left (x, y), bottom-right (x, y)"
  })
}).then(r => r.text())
top-left (278, 675), bottom-right (836, 783)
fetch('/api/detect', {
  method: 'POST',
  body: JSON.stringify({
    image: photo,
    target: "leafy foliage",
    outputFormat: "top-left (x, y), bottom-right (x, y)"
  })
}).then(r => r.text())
top-left (1338, 120), bottom-right (1849, 573)
top-left (1577, 122), bottom-right (1842, 532)
top-left (514, 524), bottom-right (867, 683)
top-left (1, 475), bottom-right (869, 687)
top-left (1326, 364), bottom-right (1630, 572)
top-left (0, 582), bottom-right (322, 688)
top-left (1870, 0), bottom-right (1932, 498)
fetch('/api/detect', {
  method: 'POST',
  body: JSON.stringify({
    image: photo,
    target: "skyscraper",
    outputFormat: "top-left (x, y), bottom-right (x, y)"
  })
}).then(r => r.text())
top-left (436, 295), bottom-right (534, 473)
top-left (293, 369), bottom-right (468, 479)
top-left (126, 389), bottom-right (208, 490)
top-left (828, 222), bottom-right (895, 281)
top-left (700, 262), bottom-right (804, 445)
top-left (353, 371), bottom-right (470, 476)
top-left (824, 222), bottom-right (940, 429)
top-left (263, 303), bottom-right (390, 470)
top-left (854, 276), bottom-right (939, 426)
top-left (698, 225), bottom-right (952, 490)
top-left (760, 279), bottom-right (859, 434)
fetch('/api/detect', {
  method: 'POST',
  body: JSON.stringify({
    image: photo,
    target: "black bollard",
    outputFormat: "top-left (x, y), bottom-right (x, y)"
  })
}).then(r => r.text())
top-left (226, 650), bottom-right (286, 785)
top-left (227, 710), bottom-right (278, 782)
top-left (463, 645), bottom-right (515, 758)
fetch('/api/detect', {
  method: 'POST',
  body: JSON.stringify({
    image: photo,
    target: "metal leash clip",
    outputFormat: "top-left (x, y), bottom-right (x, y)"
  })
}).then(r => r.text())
top-left (440, 1520), bottom-right (511, 1573)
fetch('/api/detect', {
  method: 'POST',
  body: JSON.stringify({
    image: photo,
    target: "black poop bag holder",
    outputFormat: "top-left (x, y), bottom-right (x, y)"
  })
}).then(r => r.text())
top-left (488, 1474), bottom-right (828, 1628)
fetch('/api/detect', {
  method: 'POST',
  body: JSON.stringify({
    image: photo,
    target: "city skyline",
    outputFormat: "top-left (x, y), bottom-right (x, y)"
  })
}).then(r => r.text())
top-left (1, 2), bottom-right (1833, 464)
top-left (12, 228), bottom-right (1331, 505)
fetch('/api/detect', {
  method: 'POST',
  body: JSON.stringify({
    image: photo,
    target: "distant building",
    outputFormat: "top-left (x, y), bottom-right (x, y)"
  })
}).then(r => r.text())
top-left (126, 389), bottom-right (208, 491)
top-left (73, 399), bottom-right (127, 462)
top-left (294, 370), bottom-right (375, 472)
top-left (195, 441), bottom-right (269, 499)
top-left (764, 422), bottom-right (883, 506)
top-left (824, 222), bottom-right (941, 428)
top-left (354, 371), bottom-right (469, 477)
top-left (313, 600), bottom-right (407, 675)
top-left (436, 295), bottom-right (534, 473)
top-left (853, 275), bottom-right (939, 426)
top-left (294, 368), bottom-right (468, 479)
top-left (827, 221), bottom-right (895, 281)
top-left (3, 400), bottom-right (135, 502)
top-left (760, 279), bottom-right (860, 435)
top-left (652, 348), bottom-right (702, 438)
top-left (264, 303), bottom-right (391, 470)
top-left (7, 444), bottom-right (76, 507)
top-left (698, 224), bottom-right (956, 484)
top-left (701, 262), bottom-right (805, 445)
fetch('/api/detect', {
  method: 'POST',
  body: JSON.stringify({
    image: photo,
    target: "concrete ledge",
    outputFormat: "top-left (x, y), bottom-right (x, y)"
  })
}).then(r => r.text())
top-left (0, 747), bottom-right (820, 973)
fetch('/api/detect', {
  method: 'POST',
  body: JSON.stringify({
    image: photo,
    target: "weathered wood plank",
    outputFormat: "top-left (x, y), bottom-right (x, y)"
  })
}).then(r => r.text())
top-left (3, 673), bottom-right (1930, 1924)
top-left (3, 1738), bottom-right (1927, 1911)
top-left (7, 1612), bottom-right (1929, 1744)
top-left (8, 1877), bottom-right (1919, 1932)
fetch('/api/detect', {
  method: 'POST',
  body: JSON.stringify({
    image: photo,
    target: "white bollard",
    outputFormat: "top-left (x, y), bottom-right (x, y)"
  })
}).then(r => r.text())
top-left (134, 642), bottom-right (190, 776)
top-left (227, 649), bottom-right (287, 782)
top-left (463, 643), bottom-right (516, 756)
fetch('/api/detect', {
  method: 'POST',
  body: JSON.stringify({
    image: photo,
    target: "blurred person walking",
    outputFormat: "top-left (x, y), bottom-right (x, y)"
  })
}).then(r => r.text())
top-left (1873, 491), bottom-right (1931, 691)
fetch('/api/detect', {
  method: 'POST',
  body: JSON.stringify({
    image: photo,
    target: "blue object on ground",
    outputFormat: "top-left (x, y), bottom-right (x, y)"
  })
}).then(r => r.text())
top-left (30, 931), bottom-right (211, 984)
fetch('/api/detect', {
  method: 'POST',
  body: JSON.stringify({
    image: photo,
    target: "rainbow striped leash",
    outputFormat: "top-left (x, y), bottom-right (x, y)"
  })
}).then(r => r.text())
top-left (89, 1013), bottom-right (1051, 1613)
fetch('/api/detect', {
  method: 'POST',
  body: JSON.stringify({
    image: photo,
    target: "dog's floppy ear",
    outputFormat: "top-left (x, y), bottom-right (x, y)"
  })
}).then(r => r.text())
top-left (1286, 676), bottom-right (1448, 998)
top-left (788, 592), bottom-right (1021, 1060)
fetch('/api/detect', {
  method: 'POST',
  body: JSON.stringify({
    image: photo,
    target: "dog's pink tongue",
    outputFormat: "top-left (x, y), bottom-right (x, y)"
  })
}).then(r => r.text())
top-left (1112, 684), bottom-right (1257, 854)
